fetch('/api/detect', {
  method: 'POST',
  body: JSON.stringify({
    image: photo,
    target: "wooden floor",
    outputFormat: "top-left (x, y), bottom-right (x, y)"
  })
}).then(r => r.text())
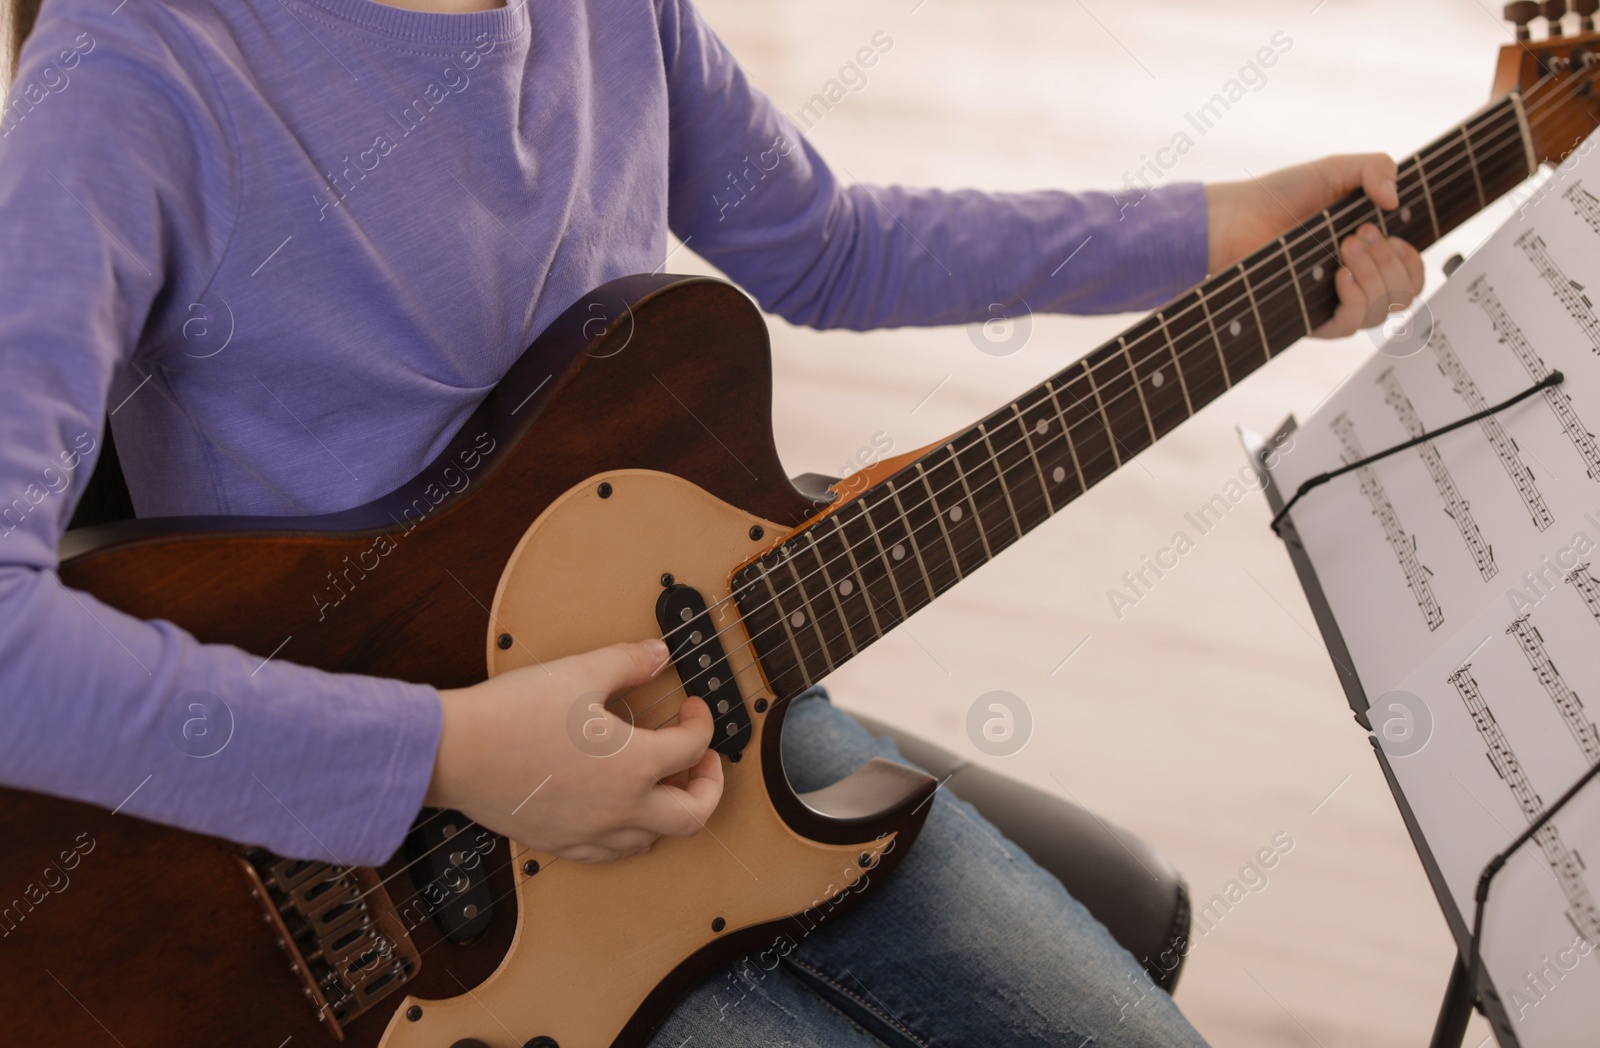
top-left (676, 1), bottom-right (1528, 1044)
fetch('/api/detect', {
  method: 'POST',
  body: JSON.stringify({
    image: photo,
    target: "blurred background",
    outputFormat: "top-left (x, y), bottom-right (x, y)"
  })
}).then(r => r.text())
top-left (668, 0), bottom-right (1534, 1045)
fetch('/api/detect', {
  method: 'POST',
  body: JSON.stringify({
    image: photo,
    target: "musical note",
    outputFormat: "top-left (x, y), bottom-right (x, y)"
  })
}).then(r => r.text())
top-left (1506, 614), bottom-right (1600, 764)
top-left (1517, 229), bottom-right (1600, 354)
top-left (1378, 367), bottom-right (1497, 579)
top-left (1468, 275), bottom-right (1600, 480)
top-left (1448, 665), bottom-right (1600, 942)
top-left (1430, 325), bottom-right (1554, 531)
top-left (1332, 413), bottom-right (1444, 631)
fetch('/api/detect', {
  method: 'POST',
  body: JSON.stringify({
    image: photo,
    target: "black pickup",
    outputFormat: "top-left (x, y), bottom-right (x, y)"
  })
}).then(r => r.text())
top-left (655, 583), bottom-right (753, 758)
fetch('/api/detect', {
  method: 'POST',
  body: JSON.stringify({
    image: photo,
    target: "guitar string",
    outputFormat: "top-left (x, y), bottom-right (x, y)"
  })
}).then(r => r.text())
top-left (618, 83), bottom-right (1561, 722)
top-left (622, 72), bottom-right (1592, 731)
top-left (611, 81), bottom-right (1554, 678)
top-left (609, 84), bottom-right (1563, 732)
top-left (345, 70), bottom-right (1579, 906)
top-left (622, 91), bottom-right (1539, 659)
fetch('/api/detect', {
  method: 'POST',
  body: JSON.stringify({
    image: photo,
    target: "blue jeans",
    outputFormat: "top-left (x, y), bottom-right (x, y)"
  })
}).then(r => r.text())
top-left (649, 687), bottom-right (1210, 1047)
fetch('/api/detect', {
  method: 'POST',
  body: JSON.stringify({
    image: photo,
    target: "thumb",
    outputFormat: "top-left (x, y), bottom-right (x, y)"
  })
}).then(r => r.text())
top-left (570, 638), bottom-right (672, 694)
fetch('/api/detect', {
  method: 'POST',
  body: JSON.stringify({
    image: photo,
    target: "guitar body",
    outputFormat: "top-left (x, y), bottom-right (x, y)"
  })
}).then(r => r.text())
top-left (0, 274), bottom-right (937, 1047)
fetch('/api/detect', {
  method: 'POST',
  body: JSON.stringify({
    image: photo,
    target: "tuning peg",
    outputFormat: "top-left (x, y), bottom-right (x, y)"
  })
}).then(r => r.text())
top-left (1576, 0), bottom-right (1597, 30)
top-left (1544, 0), bottom-right (1568, 35)
top-left (1507, 1), bottom-right (1541, 38)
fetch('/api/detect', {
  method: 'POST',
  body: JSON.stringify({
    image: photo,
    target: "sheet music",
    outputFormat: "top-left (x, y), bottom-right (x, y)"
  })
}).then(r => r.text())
top-left (1270, 140), bottom-right (1600, 1046)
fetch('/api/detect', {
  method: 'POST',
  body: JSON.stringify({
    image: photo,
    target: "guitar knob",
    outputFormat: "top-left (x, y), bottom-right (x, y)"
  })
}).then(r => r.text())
top-left (1507, 0), bottom-right (1542, 37)
top-left (1544, 0), bottom-right (1568, 34)
top-left (1576, 0), bottom-right (1598, 30)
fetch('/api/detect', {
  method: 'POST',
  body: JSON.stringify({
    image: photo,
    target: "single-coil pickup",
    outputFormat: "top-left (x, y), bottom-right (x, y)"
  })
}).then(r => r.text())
top-left (655, 583), bottom-right (752, 757)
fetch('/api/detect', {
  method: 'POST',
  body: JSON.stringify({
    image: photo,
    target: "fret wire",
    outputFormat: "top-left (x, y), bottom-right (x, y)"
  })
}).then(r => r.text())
top-left (1370, 194), bottom-right (1389, 238)
top-left (1045, 379), bottom-right (1089, 494)
top-left (1413, 156), bottom-right (1442, 241)
top-left (1510, 89), bottom-right (1538, 177)
top-left (911, 463), bottom-right (966, 579)
top-left (1012, 402), bottom-right (1055, 515)
top-left (1460, 124), bottom-right (1486, 210)
top-left (806, 531), bottom-right (858, 657)
top-left (1080, 359), bottom-right (1122, 468)
top-left (1196, 285), bottom-right (1232, 386)
top-left (889, 479), bottom-right (941, 597)
top-left (1320, 209), bottom-right (1342, 267)
top-left (853, 498), bottom-right (910, 620)
top-left (1236, 261), bottom-right (1271, 367)
top-left (758, 563), bottom-right (814, 687)
top-left (941, 450), bottom-right (995, 561)
top-left (978, 422), bottom-right (1026, 537)
top-left (1156, 309), bottom-right (1195, 416)
top-left (1119, 335), bottom-right (1158, 442)
top-left (1280, 236), bottom-right (1313, 335)
top-left (783, 556), bottom-right (835, 673)
top-left (832, 513), bottom-right (884, 638)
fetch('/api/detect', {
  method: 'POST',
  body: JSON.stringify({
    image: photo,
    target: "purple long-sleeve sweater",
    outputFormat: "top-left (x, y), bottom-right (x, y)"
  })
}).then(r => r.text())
top-left (0, 0), bottom-right (1208, 865)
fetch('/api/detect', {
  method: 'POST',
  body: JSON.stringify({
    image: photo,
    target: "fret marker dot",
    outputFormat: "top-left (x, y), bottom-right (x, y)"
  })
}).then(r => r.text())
top-left (1150, 369), bottom-right (1164, 388)
top-left (839, 579), bottom-right (855, 596)
top-left (708, 676), bottom-right (720, 690)
top-left (789, 611), bottom-right (805, 628)
top-left (1312, 264), bottom-right (1325, 282)
top-left (949, 506), bottom-right (964, 523)
top-left (1399, 205), bottom-right (1412, 224)
top-left (1228, 319), bottom-right (1243, 337)
top-left (891, 543), bottom-right (906, 561)
top-left (1052, 466), bottom-right (1066, 483)
top-left (1035, 419), bottom-right (1049, 435)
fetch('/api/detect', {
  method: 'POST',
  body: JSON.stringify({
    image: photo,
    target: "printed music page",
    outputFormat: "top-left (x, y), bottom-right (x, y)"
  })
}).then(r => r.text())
top-left (1269, 130), bottom-right (1600, 1046)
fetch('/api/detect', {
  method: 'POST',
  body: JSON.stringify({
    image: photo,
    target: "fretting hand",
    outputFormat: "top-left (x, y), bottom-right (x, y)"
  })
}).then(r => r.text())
top-left (1205, 153), bottom-right (1426, 340)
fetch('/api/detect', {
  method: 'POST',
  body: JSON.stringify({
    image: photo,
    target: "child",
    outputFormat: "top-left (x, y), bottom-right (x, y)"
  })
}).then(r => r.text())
top-left (0, 0), bottom-right (1421, 1043)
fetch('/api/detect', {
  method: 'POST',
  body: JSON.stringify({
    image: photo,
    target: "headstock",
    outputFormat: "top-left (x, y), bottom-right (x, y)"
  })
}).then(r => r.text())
top-left (1492, 2), bottom-right (1600, 166)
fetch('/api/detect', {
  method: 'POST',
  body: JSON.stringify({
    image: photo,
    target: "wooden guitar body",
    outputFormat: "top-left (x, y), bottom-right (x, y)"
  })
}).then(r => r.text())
top-left (0, 274), bottom-right (936, 1048)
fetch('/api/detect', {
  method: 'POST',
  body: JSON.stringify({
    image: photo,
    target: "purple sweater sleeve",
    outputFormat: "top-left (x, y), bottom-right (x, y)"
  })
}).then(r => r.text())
top-left (0, 21), bottom-right (441, 867)
top-left (656, 0), bottom-right (1210, 330)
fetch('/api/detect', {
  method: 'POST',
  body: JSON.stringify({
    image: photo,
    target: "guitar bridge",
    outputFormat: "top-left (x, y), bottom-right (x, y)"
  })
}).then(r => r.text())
top-left (239, 849), bottom-right (421, 1040)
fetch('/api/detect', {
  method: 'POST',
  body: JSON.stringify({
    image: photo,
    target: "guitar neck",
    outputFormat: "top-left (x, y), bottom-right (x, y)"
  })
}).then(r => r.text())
top-left (734, 92), bottom-right (1535, 702)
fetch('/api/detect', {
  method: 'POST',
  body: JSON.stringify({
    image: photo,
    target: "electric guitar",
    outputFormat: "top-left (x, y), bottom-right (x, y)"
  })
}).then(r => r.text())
top-left (3, 17), bottom-right (1598, 1048)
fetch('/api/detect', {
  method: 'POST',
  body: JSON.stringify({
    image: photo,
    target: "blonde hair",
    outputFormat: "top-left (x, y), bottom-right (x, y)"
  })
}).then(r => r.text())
top-left (7, 0), bottom-right (44, 86)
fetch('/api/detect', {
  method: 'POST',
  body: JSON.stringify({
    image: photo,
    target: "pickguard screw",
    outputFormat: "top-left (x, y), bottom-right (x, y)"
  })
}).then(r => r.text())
top-left (406, 1005), bottom-right (422, 1022)
top-left (524, 1038), bottom-right (560, 1048)
top-left (660, 573), bottom-right (675, 588)
top-left (749, 525), bottom-right (764, 540)
top-left (754, 698), bottom-right (768, 713)
top-left (523, 859), bottom-right (540, 876)
top-left (597, 482), bottom-right (613, 499)
top-left (497, 633), bottom-right (513, 650)
top-left (711, 916), bottom-right (726, 932)
top-left (859, 852), bottom-right (873, 868)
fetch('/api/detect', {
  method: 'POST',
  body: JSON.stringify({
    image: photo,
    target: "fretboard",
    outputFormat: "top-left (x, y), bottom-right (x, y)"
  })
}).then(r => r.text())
top-left (733, 92), bottom-right (1536, 702)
